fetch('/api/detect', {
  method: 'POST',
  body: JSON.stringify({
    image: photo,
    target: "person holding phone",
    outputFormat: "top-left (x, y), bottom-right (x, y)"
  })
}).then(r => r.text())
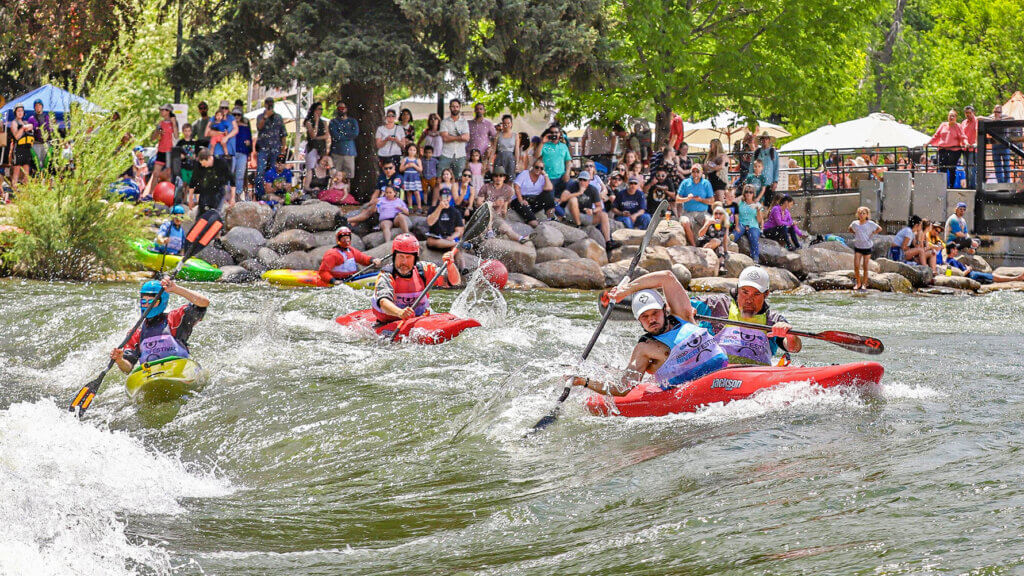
top-left (425, 189), bottom-right (465, 252)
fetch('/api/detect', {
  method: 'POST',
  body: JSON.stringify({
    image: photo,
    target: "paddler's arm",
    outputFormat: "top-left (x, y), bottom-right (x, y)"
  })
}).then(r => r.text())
top-left (570, 347), bottom-right (651, 397)
top-left (162, 277), bottom-right (209, 308)
top-left (608, 270), bottom-right (695, 323)
top-left (378, 297), bottom-right (414, 319)
top-left (373, 272), bottom-right (415, 319)
top-left (441, 251), bottom-right (460, 286)
top-left (110, 348), bottom-right (135, 374)
top-left (769, 323), bottom-right (802, 353)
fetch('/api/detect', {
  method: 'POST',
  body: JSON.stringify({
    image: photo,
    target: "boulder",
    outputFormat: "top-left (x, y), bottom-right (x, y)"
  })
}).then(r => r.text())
top-left (978, 281), bottom-right (1024, 294)
top-left (932, 275), bottom-right (981, 291)
top-left (217, 265), bottom-right (255, 283)
top-left (601, 261), bottom-right (651, 287)
top-left (546, 220), bottom-right (588, 244)
top-left (723, 252), bottom-right (755, 277)
top-left (224, 201), bottom-right (273, 233)
top-left (240, 258), bottom-right (269, 275)
top-left (798, 246), bottom-right (872, 275)
top-left (270, 201), bottom-right (342, 235)
top-left (993, 266), bottom-right (1024, 279)
top-left (257, 247), bottom-right (283, 268)
top-left (536, 246), bottom-right (579, 264)
top-left (221, 226), bottom-right (266, 261)
top-left (764, 266), bottom-right (801, 291)
top-left (671, 263), bottom-right (692, 287)
top-left (481, 237), bottom-right (537, 274)
top-left (278, 250), bottom-right (316, 270)
top-left (196, 244), bottom-right (235, 267)
top-left (419, 247), bottom-right (448, 264)
top-left (957, 253), bottom-right (992, 273)
top-left (689, 276), bottom-right (737, 293)
top-left (639, 245), bottom-right (673, 272)
top-left (267, 229), bottom-right (317, 254)
top-left (869, 272), bottom-right (913, 293)
top-left (307, 245), bottom-right (332, 265)
top-left (919, 286), bottom-right (958, 295)
top-left (364, 241), bottom-right (394, 260)
top-left (530, 259), bottom-right (605, 289)
top-left (362, 231), bottom-right (386, 249)
top-left (667, 246), bottom-right (720, 278)
top-left (569, 238), bottom-right (609, 265)
top-left (508, 221), bottom-right (535, 239)
top-left (812, 239), bottom-right (854, 254)
top-left (586, 226), bottom-right (607, 249)
top-left (872, 235), bottom-right (897, 259)
top-left (507, 272), bottom-right (549, 289)
top-left (652, 219), bottom-right (688, 247)
top-left (806, 273), bottom-right (856, 291)
top-left (759, 239), bottom-right (804, 276)
top-left (876, 258), bottom-right (932, 288)
top-left (609, 244), bottom-right (639, 263)
top-left (611, 228), bottom-right (647, 246)
top-left (530, 221), bottom-right (565, 248)
top-left (788, 284), bottom-right (816, 296)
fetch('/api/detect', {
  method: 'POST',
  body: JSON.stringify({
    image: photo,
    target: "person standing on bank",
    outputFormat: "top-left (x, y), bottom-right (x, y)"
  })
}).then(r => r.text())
top-left (960, 105), bottom-right (978, 189)
top-left (329, 101), bottom-right (359, 180)
top-left (849, 206), bottom-right (882, 292)
top-left (929, 109), bottom-right (967, 189)
top-left (439, 99), bottom-right (470, 176)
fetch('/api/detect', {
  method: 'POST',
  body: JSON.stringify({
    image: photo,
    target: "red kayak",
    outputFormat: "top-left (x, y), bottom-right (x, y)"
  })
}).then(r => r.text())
top-left (335, 309), bottom-right (481, 345)
top-left (586, 362), bottom-right (884, 418)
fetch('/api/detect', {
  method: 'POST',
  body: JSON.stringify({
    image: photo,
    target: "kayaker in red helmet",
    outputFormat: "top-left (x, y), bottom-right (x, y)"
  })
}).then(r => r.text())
top-left (371, 233), bottom-right (459, 323)
top-left (568, 271), bottom-right (728, 396)
top-left (317, 226), bottom-right (381, 285)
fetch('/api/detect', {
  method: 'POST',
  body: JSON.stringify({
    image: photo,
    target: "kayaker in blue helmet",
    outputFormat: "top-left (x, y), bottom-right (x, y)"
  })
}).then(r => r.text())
top-left (568, 271), bottom-right (728, 397)
top-left (110, 277), bottom-right (209, 373)
top-left (153, 205), bottom-right (188, 255)
top-left (691, 266), bottom-right (802, 365)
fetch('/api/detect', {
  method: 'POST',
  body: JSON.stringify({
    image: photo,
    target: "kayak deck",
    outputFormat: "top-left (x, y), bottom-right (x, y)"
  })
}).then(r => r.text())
top-left (130, 239), bottom-right (222, 282)
top-left (335, 309), bottom-right (481, 345)
top-left (262, 269), bottom-right (377, 289)
top-left (125, 356), bottom-right (206, 403)
top-left (586, 361), bottom-right (884, 418)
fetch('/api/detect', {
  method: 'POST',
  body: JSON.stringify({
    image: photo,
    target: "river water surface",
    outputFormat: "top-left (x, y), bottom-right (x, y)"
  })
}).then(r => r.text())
top-left (1, 277), bottom-right (1023, 575)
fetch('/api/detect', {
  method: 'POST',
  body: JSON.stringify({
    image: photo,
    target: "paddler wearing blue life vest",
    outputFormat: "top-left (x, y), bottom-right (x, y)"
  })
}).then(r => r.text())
top-left (569, 271), bottom-right (729, 397)
top-left (691, 266), bottom-right (801, 366)
top-left (371, 233), bottom-right (460, 323)
top-left (152, 205), bottom-right (187, 255)
top-left (110, 277), bottom-right (209, 373)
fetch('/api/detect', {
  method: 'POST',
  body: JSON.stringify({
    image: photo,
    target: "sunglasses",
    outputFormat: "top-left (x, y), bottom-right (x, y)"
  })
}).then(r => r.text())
top-left (462, 173), bottom-right (472, 177)
top-left (532, 165), bottom-right (544, 170)
top-left (383, 166), bottom-right (395, 171)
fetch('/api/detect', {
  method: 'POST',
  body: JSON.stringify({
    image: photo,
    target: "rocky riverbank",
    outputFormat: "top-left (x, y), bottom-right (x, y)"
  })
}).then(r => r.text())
top-left (168, 201), bottom-right (1023, 296)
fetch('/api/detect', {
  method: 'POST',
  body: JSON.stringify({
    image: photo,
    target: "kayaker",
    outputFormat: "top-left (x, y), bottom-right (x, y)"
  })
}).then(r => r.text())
top-left (317, 226), bottom-right (381, 285)
top-left (569, 271), bottom-right (728, 397)
top-left (691, 266), bottom-right (801, 365)
top-left (153, 205), bottom-right (187, 255)
top-left (110, 278), bottom-right (209, 372)
top-left (371, 233), bottom-right (459, 323)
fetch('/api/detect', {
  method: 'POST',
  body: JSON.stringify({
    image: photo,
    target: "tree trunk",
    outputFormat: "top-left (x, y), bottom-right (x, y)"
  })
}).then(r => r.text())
top-left (341, 80), bottom-right (385, 202)
top-left (653, 95), bottom-right (672, 151)
top-left (870, 0), bottom-right (906, 113)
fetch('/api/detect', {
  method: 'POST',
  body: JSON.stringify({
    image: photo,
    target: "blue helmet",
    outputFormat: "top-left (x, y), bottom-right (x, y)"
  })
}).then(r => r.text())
top-left (171, 204), bottom-right (186, 215)
top-left (139, 280), bottom-right (168, 318)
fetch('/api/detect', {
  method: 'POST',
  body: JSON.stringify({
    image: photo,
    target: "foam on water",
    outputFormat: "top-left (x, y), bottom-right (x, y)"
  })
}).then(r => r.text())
top-left (449, 268), bottom-right (507, 327)
top-left (0, 400), bottom-right (231, 576)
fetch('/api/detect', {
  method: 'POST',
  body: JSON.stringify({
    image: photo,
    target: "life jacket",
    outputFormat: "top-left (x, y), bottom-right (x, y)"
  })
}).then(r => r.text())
top-left (329, 246), bottom-right (360, 278)
top-left (372, 262), bottom-right (431, 319)
top-left (154, 222), bottom-right (185, 254)
top-left (642, 315), bottom-right (728, 390)
top-left (137, 315), bottom-right (191, 364)
top-left (715, 301), bottom-right (773, 366)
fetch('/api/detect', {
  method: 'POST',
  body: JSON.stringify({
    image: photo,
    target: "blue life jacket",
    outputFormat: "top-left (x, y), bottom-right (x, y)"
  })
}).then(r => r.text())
top-left (644, 315), bottom-right (728, 390)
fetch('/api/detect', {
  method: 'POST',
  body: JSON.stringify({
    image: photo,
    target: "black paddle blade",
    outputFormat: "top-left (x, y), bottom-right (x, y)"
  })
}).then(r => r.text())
top-left (462, 202), bottom-right (493, 245)
top-left (529, 410), bottom-right (560, 433)
top-left (814, 331), bottom-right (885, 355)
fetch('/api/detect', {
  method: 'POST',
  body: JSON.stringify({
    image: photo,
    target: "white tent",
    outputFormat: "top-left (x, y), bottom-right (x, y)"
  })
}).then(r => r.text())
top-left (245, 100), bottom-right (301, 134)
top-left (684, 110), bottom-right (790, 146)
top-left (386, 94), bottom-right (558, 137)
top-left (780, 113), bottom-right (931, 152)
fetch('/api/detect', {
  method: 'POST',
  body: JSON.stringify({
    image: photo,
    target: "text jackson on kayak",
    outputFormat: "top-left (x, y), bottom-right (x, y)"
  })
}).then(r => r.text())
top-left (569, 267), bottom-right (801, 396)
top-left (371, 233), bottom-right (460, 323)
top-left (110, 277), bottom-right (209, 372)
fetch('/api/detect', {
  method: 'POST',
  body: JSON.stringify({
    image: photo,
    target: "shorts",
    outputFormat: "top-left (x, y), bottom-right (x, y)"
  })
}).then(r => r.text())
top-left (154, 150), bottom-right (172, 166)
top-left (180, 168), bottom-right (193, 185)
top-left (854, 247), bottom-right (872, 255)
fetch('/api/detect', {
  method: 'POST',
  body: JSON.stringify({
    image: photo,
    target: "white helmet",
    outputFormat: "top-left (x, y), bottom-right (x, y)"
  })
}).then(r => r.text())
top-left (737, 266), bottom-right (770, 293)
top-left (631, 289), bottom-right (665, 319)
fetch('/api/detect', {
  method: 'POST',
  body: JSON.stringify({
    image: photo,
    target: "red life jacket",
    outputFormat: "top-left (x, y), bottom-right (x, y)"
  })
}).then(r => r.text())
top-left (372, 262), bottom-right (432, 322)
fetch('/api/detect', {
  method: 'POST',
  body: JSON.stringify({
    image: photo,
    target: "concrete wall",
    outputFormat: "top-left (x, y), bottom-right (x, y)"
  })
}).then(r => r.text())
top-left (883, 172), bottom-right (913, 223)
top-left (912, 173), bottom-right (947, 224)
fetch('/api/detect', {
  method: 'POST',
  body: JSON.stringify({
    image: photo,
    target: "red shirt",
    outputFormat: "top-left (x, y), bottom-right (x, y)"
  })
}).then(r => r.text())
top-left (318, 245), bottom-right (373, 284)
top-left (929, 122), bottom-right (966, 150)
top-left (669, 114), bottom-right (685, 150)
top-left (960, 116), bottom-right (978, 149)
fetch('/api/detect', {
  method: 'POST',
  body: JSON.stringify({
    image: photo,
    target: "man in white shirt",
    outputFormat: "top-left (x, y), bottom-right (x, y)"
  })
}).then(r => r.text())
top-left (439, 98), bottom-right (470, 177)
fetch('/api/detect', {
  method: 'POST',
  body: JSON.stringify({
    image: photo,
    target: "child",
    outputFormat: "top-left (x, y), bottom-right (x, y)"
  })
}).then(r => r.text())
top-left (421, 145), bottom-right (438, 203)
top-left (175, 124), bottom-right (199, 188)
top-left (400, 143), bottom-right (424, 212)
top-left (849, 206), bottom-right (881, 291)
top-left (375, 185), bottom-right (411, 242)
top-left (132, 146), bottom-right (149, 191)
top-left (745, 158), bottom-right (768, 203)
top-left (320, 170), bottom-right (359, 205)
top-left (467, 148), bottom-right (485, 192)
top-left (207, 110), bottom-right (230, 156)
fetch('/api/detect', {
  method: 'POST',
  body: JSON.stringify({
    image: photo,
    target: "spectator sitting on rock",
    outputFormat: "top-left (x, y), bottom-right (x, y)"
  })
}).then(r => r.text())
top-left (376, 185), bottom-right (411, 243)
top-left (262, 155), bottom-right (294, 205)
top-left (945, 201), bottom-right (978, 253)
top-left (426, 188), bottom-right (464, 252)
top-left (303, 154), bottom-right (333, 198)
top-left (928, 222), bottom-right (945, 264)
top-left (762, 195), bottom-right (806, 251)
top-left (346, 162), bottom-right (403, 229)
top-left (944, 243), bottom-right (1024, 284)
top-left (917, 219), bottom-right (939, 274)
top-left (892, 215), bottom-right (928, 266)
top-left (511, 160), bottom-right (556, 226)
top-left (696, 206), bottom-right (730, 272)
top-left (558, 171), bottom-right (617, 249)
top-left (454, 168), bottom-right (475, 219)
top-left (478, 167), bottom-right (530, 244)
top-left (612, 175), bottom-right (650, 230)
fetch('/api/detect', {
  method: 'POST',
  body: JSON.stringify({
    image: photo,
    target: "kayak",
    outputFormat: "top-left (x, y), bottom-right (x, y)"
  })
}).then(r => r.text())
top-left (262, 269), bottom-right (378, 289)
top-left (585, 361), bottom-right (884, 418)
top-left (130, 239), bottom-right (222, 282)
top-left (125, 356), bottom-right (205, 403)
top-left (335, 309), bottom-right (481, 345)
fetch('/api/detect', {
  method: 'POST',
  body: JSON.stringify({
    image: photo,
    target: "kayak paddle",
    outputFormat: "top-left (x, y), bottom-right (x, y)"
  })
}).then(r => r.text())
top-left (68, 210), bottom-right (223, 416)
top-left (389, 202), bottom-right (493, 342)
top-left (351, 253), bottom-right (393, 279)
top-left (694, 314), bottom-right (884, 355)
top-left (528, 201), bottom-right (669, 433)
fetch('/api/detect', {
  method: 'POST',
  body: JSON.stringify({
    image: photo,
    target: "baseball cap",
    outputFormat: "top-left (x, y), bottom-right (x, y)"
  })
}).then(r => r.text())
top-left (231, 106), bottom-right (244, 115)
top-left (628, 176), bottom-right (641, 184)
top-left (160, 103), bottom-right (173, 112)
top-left (492, 166), bottom-right (506, 176)
top-left (578, 170), bottom-right (592, 180)
top-left (956, 202), bottom-right (968, 209)
top-left (631, 289), bottom-right (665, 319)
top-left (738, 266), bottom-right (770, 293)
top-left (218, 100), bottom-right (231, 109)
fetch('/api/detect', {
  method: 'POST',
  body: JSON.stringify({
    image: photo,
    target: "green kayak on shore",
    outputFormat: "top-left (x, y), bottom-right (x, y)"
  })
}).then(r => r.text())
top-left (130, 239), bottom-right (223, 281)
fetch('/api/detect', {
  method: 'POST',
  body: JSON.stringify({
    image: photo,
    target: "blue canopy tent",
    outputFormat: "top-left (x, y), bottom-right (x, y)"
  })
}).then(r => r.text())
top-left (1, 84), bottom-right (105, 123)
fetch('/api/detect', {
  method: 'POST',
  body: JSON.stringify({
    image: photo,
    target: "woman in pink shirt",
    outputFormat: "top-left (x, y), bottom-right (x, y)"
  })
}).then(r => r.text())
top-left (929, 109), bottom-right (966, 189)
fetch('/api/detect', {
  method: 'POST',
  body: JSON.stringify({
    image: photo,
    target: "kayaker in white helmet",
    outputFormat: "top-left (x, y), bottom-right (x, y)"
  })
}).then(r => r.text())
top-left (691, 266), bottom-right (801, 365)
top-left (568, 271), bottom-right (728, 397)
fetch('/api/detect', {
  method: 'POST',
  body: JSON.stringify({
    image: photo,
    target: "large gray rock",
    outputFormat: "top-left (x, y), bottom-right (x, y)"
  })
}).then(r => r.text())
top-left (197, 244), bottom-right (234, 267)
top-left (278, 250), bottom-right (316, 270)
top-left (546, 220), bottom-right (588, 244)
top-left (639, 245), bottom-right (673, 272)
top-left (872, 235), bottom-right (897, 259)
top-left (507, 272), bottom-right (549, 289)
top-left (609, 244), bottom-right (639, 263)
top-left (876, 258), bottom-right (933, 288)
top-left (933, 275), bottom-right (981, 291)
top-left (569, 238), bottom-right (609, 265)
top-left (671, 263), bottom-right (692, 287)
top-left (481, 238), bottom-right (536, 274)
top-left (611, 228), bottom-right (647, 246)
top-left (267, 229), bottom-right (317, 254)
top-left (689, 277), bottom-right (737, 293)
top-left (509, 221), bottom-right (535, 239)
top-left (217, 265), bottom-right (255, 283)
top-left (536, 246), bottom-right (579, 263)
top-left (307, 245), bottom-right (332, 265)
top-left (270, 201), bottom-right (342, 234)
top-left (652, 219), bottom-right (689, 247)
top-left (586, 226), bottom-right (607, 249)
top-left (993, 266), bottom-right (1024, 278)
top-left (240, 258), bottom-right (269, 275)
top-left (257, 246), bottom-right (283, 268)
top-left (362, 231), bottom-right (387, 249)
top-left (798, 246), bottom-right (856, 275)
top-left (978, 281), bottom-right (1024, 294)
top-left (601, 261), bottom-right (651, 287)
top-left (224, 202), bottom-right (273, 234)
top-left (806, 273), bottom-right (856, 290)
top-left (765, 266), bottom-right (801, 291)
top-left (956, 254), bottom-right (992, 273)
top-left (758, 239), bottom-right (804, 276)
top-left (812, 239), bottom-right (854, 254)
top-left (723, 252), bottom-right (755, 277)
top-left (530, 222), bottom-right (565, 248)
top-left (221, 226), bottom-right (266, 261)
top-left (530, 259), bottom-right (604, 289)
top-left (667, 246), bottom-right (720, 278)
top-left (869, 272), bottom-right (913, 293)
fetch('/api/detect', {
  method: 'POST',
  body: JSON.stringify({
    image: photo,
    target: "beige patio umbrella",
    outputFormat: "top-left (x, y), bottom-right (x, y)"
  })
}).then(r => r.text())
top-left (1002, 91), bottom-right (1024, 119)
top-left (684, 110), bottom-right (790, 147)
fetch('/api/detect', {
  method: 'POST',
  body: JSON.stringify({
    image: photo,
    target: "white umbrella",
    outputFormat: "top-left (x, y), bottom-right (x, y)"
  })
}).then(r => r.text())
top-left (780, 113), bottom-right (931, 152)
top-left (684, 110), bottom-right (790, 146)
top-left (246, 100), bottom-right (301, 134)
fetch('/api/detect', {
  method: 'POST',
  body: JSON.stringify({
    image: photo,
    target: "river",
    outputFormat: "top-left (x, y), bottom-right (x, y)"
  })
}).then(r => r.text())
top-left (1, 276), bottom-right (1023, 575)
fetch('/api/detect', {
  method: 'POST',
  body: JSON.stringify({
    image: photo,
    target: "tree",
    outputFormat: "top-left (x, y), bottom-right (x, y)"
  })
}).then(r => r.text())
top-left (168, 0), bottom-right (613, 199)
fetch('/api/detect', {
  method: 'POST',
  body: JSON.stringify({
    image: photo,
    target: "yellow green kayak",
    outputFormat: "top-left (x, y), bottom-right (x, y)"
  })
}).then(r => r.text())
top-left (130, 239), bottom-right (223, 282)
top-left (261, 269), bottom-right (378, 289)
top-left (125, 356), bottom-right (205, 403)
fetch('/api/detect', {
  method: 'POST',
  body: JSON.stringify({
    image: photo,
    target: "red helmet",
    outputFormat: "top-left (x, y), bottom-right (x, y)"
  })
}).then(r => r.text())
top-left (335, 226), bottom-right (352, 240)
top-left (392, 233), bottom-right (420, 255)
